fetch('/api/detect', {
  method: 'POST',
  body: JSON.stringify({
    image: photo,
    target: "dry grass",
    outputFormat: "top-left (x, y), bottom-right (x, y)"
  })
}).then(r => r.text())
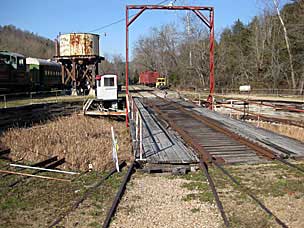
top-left (0, 114), bottom-right (132, 171)
top-left (247, 120), bottom-right (304, 142)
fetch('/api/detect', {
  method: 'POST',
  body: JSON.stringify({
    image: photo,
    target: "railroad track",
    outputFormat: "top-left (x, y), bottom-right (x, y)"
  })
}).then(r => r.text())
top-left (144, 97), bottom-right (273, 165)
top-left (49, 161), bottom-right (129, 227)
top-left (140, 95), bottom-right (304, 227)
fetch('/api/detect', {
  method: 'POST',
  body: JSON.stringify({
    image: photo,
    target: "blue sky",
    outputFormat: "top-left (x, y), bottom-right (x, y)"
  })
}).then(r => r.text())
top-left (0, 0), bottom-right (290, 59)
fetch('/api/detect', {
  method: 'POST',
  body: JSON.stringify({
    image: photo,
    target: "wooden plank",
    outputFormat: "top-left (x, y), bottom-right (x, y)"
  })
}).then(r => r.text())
top-left (0, 169), bottom-right (71, 182)
top-left (135, 98), bottom-right (198, 164)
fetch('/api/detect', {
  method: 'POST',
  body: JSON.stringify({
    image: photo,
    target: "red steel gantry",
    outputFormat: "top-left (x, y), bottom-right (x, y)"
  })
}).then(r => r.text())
top-left (125, 5), bottom-right (215, 125)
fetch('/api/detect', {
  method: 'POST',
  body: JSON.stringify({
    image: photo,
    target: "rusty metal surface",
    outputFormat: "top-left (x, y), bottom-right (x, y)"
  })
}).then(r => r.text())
top-left (199, 160), bottom-right (230, 227)
top-left (144, 98), bottom-right (269, 164)
top-left (214, 162), bottom-right (288, 228)
top-left (49, 161), bottom-right (127, 227)
top-left (59, 33), bottom-right (99, 56)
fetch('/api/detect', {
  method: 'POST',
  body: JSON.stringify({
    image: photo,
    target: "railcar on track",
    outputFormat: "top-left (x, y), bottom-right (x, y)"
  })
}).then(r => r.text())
top-left (0, 51), bottom-right (28, 93)
top-left (0, 51), bottom-right (63, 93)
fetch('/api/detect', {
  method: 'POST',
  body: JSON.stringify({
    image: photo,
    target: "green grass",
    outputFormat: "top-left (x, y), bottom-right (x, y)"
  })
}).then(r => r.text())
top-left (0, 165), bottom-right (127, 227)
top-left (88, 221), bottom-right (101, 227)
top-left (173, 162), bottom-right (304, 227)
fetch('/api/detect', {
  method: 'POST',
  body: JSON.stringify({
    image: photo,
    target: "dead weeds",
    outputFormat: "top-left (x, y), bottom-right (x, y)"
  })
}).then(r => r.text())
top-left (248, 121), bottom-right (304, 142)
top-left (0, 114), bottom-right (132, 171)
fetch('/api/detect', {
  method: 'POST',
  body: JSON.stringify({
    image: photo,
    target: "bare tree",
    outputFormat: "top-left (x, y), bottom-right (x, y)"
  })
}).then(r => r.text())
top-left (272, 0), bottom-right (296, 90)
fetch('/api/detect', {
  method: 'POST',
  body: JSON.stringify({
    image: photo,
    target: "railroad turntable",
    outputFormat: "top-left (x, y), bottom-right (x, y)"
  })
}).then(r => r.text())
top-left (1, 0), bottom-right (304, 227)
top-left (120, 87), bottom-right (304, 228)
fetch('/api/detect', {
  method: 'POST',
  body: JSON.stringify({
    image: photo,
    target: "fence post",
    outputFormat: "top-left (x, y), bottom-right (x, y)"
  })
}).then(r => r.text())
top-left (135, 110), bottom-right (139, 140)
top-left (257, 102), bottom-right (261, 128)
top-left (139, 116), bottom-right (143, 160)
top-left (135, 110), bottom-right (139, 158)
top-left (230, 100), bottom-right (233, 118)
top-left (131, 97), bottom-right (134, 120)
top-left (198, 93), bottom-right (201, 106)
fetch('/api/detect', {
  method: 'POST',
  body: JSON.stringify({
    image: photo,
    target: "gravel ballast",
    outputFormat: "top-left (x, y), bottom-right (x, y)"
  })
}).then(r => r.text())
top-left (112, 174), bottom-right (222, 228)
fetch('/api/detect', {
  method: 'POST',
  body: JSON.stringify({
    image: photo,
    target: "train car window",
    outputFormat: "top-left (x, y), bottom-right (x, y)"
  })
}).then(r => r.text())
top-left (17, 58), bottom-right (25, 69)
top-left (0, 54), bottom-right (10, 65)
top-left (11, 56), bottom-right (17, 69)
top-left (104, 77), bottom-right (114, 87)
top-left (97, 80), bottom-right (101, 87)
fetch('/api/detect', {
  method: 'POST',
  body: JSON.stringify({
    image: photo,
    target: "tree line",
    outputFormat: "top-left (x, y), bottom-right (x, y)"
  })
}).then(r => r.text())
top-left (132, 0), bottom-right (304, 94)
top-left (0, 25), bottom-right (55, 59)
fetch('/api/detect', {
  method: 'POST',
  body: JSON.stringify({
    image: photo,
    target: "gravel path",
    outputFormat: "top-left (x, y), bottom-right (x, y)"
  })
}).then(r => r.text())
top-left (111, 174), bottom-right (221, 228)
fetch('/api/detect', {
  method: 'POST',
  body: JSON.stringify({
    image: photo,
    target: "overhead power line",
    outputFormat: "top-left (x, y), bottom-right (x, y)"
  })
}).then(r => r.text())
top-left (88, 0), bottom-right (171, 33)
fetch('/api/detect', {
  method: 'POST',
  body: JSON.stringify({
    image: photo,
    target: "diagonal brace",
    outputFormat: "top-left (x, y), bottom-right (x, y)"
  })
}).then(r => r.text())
top-left (192, 10), bottom-right (210, 28)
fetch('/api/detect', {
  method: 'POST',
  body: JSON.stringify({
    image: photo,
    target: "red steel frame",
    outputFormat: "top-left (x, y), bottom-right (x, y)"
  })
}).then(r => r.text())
top-left (126, 5), bottom-right (215, 126)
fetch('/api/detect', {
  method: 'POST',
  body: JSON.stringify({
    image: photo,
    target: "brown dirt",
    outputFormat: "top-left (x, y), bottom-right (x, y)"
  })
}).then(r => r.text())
top-left (0, 114), bottom-right (132, 171)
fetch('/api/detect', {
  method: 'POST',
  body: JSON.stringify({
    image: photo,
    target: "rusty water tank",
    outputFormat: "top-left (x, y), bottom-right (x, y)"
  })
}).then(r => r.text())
top-left (59, 33), bottom-right (99, 56)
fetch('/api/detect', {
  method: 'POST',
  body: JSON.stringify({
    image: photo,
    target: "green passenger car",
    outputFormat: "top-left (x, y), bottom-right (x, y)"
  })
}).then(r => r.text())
top-left (26, 57), bottom-right (62, 90)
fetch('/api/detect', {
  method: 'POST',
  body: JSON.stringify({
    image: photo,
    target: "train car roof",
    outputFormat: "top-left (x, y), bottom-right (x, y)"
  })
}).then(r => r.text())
top-left (0, 51), bottom-right (25, 58)
top-left (26, 57), bottom-right (61, 67)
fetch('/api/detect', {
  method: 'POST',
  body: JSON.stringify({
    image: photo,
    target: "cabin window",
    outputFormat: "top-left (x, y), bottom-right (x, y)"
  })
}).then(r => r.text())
top-left (18, 58), bottom-right (24, 66)
top-left (17, 57), bottom-right (25, 70)
top-left (104, 77), bottom-right (114, 87)
top-left (11, 56), bottom-right (17, 69)
top-left (0, 54), bottom-right (10, 65)
top-left (97, 80), bottom-right (101, 87)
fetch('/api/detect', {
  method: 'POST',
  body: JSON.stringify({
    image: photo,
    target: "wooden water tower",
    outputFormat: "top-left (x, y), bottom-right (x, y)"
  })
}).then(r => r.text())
top-left (54, 33), bottom-right (104, 95)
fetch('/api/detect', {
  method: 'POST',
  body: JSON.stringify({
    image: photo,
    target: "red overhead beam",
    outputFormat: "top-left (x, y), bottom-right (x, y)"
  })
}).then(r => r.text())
top-left (127, 5), bottom-right (213, 10)
top-left (125, 5), bottom-right (215, 126)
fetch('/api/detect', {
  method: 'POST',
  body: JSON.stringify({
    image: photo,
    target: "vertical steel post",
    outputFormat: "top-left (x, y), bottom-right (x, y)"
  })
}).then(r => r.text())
top-left (125, 7), bottom-right (129, 127)
top-left (135, 110), bottom-right (139, 140)
top-left (131, 97), bottom-right (134, 120)
top-left (209, 9), bottom-right (215, 107)
top-left (135, 110), bottom-right (139, 157)
top-left (139, 116), bottom-right (143, 160)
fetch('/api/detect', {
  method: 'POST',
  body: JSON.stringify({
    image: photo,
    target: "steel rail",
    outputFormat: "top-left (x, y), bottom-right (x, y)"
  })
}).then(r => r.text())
top-left (168, 100), bottom-right (276, 160)
top-left (216, 103), bottom-right (304, 128)
top-left (276, 157), bottom-right (304, 173)
top-left (49, 161), bottom-right (127, 228)
top-left (219, 96), bottom-right (304, 113)
top-left (102, 161), bottom-right (136, 228)
top-left (9, 158), bottom-right (65, 188)
top-left (165, 97), bottom-right (304, 174)
top-left (199, 160), bottom-right (230, 227)
top-left (146, 100), bottom-right (214, 163)
top-left (145, 96), bottom-right (295, 227)
top-left (213, 162), bottom-right (288, 228)
top-left (144, 98), bottom-right (229, 227)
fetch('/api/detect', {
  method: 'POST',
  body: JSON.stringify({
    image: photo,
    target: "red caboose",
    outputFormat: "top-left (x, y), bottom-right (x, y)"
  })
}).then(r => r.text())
top-left (139, 71), bottom-right (159, 87)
